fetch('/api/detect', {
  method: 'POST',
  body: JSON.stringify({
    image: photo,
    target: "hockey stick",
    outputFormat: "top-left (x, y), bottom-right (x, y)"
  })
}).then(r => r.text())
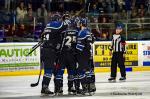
top-left (26, 41), bottom-right (44, 56)
top-left (29, 40), bottom-right (44, 87)
top-left (30, 60), bottom-right (43, 87)
top-left (26, 35), bottom-right (45, 87)
top-left (27, 42), bottom-right (43, 87)
top-left (26, 31), bottom-right (45, 56)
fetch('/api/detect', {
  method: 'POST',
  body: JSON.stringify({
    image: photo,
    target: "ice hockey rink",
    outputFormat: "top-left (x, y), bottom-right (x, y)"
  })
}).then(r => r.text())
top-left (0, 71), bottom-right (150, 99)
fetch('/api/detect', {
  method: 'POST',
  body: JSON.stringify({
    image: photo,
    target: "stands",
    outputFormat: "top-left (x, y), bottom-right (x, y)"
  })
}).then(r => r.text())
top-left (0, 0), bottom-right (150, 42)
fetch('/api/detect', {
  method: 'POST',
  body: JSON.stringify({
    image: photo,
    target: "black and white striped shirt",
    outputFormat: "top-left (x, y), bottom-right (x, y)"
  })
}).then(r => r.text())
top-left (110, 34), bottom-right (126, 52)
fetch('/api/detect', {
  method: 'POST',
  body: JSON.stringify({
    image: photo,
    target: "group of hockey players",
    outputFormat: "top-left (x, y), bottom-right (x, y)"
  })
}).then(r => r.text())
top-left (39, 13), bottom-right (96, 96)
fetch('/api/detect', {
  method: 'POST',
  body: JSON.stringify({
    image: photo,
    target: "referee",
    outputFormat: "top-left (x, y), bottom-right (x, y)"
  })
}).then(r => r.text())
top-left (108, 23), bottom-right (126, 82)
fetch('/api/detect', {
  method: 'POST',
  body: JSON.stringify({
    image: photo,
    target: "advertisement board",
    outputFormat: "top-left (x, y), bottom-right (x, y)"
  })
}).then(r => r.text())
top-left (94, 41), bottom-right (138, 67)
top-left (141, 42), bottom-right (150, 66)
top-left (0, 41), bottom-right (150, 75)
top-left (0, 43), bottom-right (40, 72)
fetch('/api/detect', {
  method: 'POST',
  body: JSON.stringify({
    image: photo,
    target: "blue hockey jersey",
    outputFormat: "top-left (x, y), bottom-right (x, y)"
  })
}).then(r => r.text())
top-left (76, 28), bottom-right (93, 51)
top-left (42, 21), bottom-right (67, 49)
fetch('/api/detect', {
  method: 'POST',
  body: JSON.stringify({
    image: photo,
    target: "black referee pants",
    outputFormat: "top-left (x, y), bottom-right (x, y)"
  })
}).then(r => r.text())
top-left (111, 52), bottom-right (126, 78)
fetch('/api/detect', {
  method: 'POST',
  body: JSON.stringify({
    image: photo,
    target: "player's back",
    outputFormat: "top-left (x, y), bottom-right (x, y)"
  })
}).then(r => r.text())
top-left (63, 29), bottom-right (78, 51)
top-left (42, 21), bottom-right (67, 48)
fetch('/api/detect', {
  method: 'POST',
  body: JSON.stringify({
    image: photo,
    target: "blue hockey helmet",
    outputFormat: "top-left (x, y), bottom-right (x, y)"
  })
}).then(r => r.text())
top-left (80, 18), bottom-right (88, 26)
top-left (62, 13), bottom-right (70, 21)
top-left (116, 23), bottom-right (125, 29)
top-left (51, 13), bottom-right (61, 21)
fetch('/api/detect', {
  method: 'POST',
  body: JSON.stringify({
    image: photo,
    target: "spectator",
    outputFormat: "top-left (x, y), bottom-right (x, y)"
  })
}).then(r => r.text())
top-left (131, 7), bottom-right (138, 19)
top-left (100, 33), bottom-right (108, 41)
top-left (97, 0), bottom-right (105, 13)
top-left (58, 2), bottom-right (64, 12)
top-left (16, 1), bottom-right (27, 24)
top-left (90, 4), bottom-right (99, 15)
top-left (4, 0), bottom-right (13, 12)
top-left (125, 0), bottom-right (132, 22)
top-left (101, 29), bottom-right (109, 40)
top-left (98, 15), bottom-right (109, 23)
top-left (91, 28), bottom-right (101, 41)
top-left (15, 23), bottom-right (27, 37)
top-left (24, 8), bottom-right (36, 36)
top-left (106, 0), bottom-right (115, 14)
top-left (138, 4), bottom-right (146, 22)
top-left (147, 0), bottom-right (150, 14)
top-left (24, 8), bottom-right (35, 24)
top-left (4, 24), bottom-right (14, 36)
top-left (114, 0), bottom-right (119, 13)
top-left (0, 24), bottom-right (5, 42)
top-left (37, 3), bottom-right (48, 26)
top-left (44, 0), bottom-right (52, 11)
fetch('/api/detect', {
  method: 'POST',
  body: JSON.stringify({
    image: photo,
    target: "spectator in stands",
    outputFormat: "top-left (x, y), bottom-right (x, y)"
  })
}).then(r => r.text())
top-left (125, 0), bottom-right (132, 22)
top-left (106, 0), bottom-right (115, 14)
top-left (58, 2), bottom-right (64, 12)
top-left (131, 7), bottom-right (138, 19)
top-left (138, 4), bottom-right (146, 22)
top-left (90, 4), bottom-right (99, 15)
top-left (4, 24), bottom-right (14, 36)
top-left (117, 0), bottom-right (124, 12)
top-left (37, 3), bottom-right (48, 26)
top-left (98, 14), bottom-right (109, 23)
top-left (0, 24), bottom-right (5, 42)
top-left (24, 8), bottom-right (35, 23)
top-left (114, 0), bottom-right (119, 13)
top-left (16, 1), bottom-right (27, 24)
top-left (147, 0), bottom-right (150, 14)
top-left (91, 28), bottom-right (101, 41)
top-left (4, 0), bottom-right (12, 12)
top-left (15, 23), bottom-right (27, 37)
top-left (101, 29), bottom-right (109, 40)
top-left (100, 33), bottom-right (108, 41)
top-left (97, 0), bottom-right (105, 13)
top-left (24, 8), bottom-right (36, 36)
top-left (44, 0), bottom-right (52, 12)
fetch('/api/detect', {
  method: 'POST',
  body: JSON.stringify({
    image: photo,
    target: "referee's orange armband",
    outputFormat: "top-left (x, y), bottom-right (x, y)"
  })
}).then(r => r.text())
top-left (121, 42), bottom-right (126, 45)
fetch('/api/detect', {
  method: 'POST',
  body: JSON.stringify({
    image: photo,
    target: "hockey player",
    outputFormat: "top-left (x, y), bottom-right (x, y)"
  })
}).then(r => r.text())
top-left (54, 14), bottom-right (79, 95)
top-left (75, 17), bottom-right (95, 95)
top-left (40, 14), bottom-right (68, 96)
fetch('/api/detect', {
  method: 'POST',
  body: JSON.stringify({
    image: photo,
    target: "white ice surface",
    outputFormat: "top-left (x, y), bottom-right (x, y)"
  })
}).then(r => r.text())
top-left (0, 71), bottom-right (150, 99)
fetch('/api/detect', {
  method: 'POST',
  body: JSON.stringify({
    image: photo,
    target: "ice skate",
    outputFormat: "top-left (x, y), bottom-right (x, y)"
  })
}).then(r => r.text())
top-left (41, 87), bottom-right (54, 96)
top-left (108, 77), bottom-right (116, 82)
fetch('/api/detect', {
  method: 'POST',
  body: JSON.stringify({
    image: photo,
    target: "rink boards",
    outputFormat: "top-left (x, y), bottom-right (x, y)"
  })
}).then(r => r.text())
top-left (0, 41), bottom-right (150, 76)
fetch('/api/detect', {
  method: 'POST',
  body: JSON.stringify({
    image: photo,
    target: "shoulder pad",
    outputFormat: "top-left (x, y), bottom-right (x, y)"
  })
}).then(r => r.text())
top-left (78, 29), bottom-right (90, 39)
top-left (46, 21), bottom-right (63, 29)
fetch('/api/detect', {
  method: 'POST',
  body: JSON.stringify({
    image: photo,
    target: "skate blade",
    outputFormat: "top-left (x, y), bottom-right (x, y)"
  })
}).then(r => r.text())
top-left (41, 93), bottom-right (55, 97)
top-left (55, 93), bottom-right (63, 96)
top-left (76, 93), bottom-right (84, 96)
top-left (68, 92), bottom-right (76, 95)
top-left (88, 92), bottom-right (95, 96)
top-left (119, 80), bottom-right (126, 82)
top-left (108, 80), bottom-right (116, 83)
